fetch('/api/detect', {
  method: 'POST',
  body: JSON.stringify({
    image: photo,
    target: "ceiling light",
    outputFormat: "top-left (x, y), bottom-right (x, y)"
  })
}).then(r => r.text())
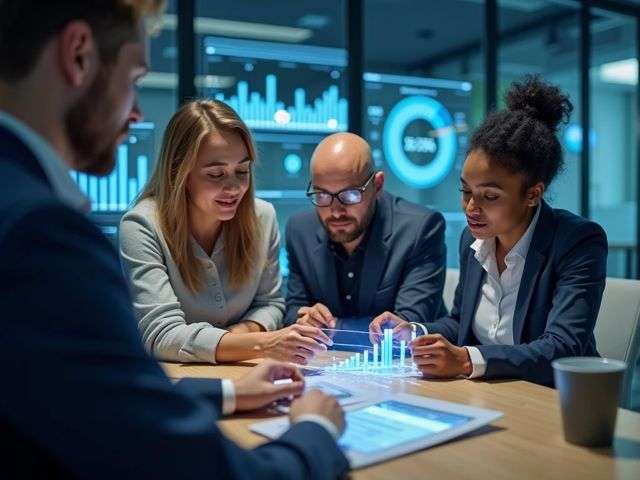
top-left (599, 58), bottom-right (638, 85)
top-left (162, 14), bottom-right (312, 43)
top-left (137, 73), bottom-right (236, 90)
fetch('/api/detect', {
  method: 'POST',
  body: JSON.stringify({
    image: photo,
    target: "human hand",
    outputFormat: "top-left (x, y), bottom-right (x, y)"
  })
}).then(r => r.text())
top-left (296, 303), bottom-right (336, 329)
top-left (289, 389), bottom-right (345, 435)
top-left (410, 334), bottom-right (472, 378)
top-left (232, 359), bottom-right (305, 412)
top-left (260, 324), bottom-right (333, 365)
top-left (369, 311), bottom-right (413, 344)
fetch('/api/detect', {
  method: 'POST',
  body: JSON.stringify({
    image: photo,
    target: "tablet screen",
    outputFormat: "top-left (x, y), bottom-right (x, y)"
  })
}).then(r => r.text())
top-left (339, 400), bottom-right (472, 454)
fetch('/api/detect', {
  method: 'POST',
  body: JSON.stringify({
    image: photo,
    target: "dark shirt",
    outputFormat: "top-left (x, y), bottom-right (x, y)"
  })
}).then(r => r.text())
top-left (328, 209), bottom-right (375, 318)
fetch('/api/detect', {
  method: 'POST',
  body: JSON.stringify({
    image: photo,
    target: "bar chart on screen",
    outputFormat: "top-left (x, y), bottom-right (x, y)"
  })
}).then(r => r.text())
top-left (69, 122), bottom-right (155, 213)
top-left (200, 36), bottom-right (348, 134)
top-left (212, 74), bottom-right (348, 133)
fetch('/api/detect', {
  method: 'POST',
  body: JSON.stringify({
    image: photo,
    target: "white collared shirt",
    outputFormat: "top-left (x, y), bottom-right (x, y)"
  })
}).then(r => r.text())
top-left (465, 205), bottom-right (541, 378)
top-left (0, 111), bottom-right (89, 212)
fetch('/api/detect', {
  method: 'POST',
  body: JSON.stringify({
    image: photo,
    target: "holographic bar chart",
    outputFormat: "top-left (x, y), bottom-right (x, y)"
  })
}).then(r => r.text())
top-left (213, 74), bottom-right (348, 133)
top-left (70, 123), bottom-right (154, 213)
top-left (326, 329), bottom-right (417, 374)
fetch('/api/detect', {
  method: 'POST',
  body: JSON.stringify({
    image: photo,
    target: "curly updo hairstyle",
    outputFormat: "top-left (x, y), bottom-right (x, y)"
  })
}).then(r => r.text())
top-left (468, 75), bottom-right (573, 189)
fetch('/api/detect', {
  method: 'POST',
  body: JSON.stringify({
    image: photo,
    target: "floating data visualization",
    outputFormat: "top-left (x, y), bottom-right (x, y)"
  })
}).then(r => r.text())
top-left (313, 328), bottom-right (420, 377)
top-left (70, 123), bottom-right (154, 213)
top-left (364, 73), bottom-right (472, 190)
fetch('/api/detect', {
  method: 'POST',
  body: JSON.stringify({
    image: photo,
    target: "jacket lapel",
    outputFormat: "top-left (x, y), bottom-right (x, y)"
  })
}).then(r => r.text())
top-left (0, 125), bottom-right (50, 185)
top-left (459, 251), bottom-right (485, 345)
top-left (359, 196), bottom-right (391, 313)
top-left (512, 201), bottom-right (554, 343)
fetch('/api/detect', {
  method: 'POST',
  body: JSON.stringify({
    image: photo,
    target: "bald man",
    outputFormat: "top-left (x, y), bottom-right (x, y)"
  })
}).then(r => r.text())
top-left (284, 132), bottom-right (447, 331)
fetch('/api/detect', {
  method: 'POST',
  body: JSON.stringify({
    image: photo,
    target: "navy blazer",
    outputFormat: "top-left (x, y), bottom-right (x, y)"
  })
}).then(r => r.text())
top-left (285, 192), bottom-right (447, 327)
top-left (0, 125), bottom-right (348, 479)
top-left (425, 200), bottom-right (607, 385)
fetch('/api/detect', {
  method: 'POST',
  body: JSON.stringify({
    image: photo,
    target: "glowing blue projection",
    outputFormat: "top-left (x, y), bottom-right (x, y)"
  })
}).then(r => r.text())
top-left (324, 328), bottom-right (418, 374)
top-left (339, 401), bottom-right (472, 454)
top-left (213, 74), bottom-right (348, 133)
top-left (70, 122), bottom-right (154, 213)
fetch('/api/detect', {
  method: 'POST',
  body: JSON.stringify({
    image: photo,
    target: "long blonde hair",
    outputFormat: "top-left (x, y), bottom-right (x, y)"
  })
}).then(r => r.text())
top-left (138, 99), bottom-right (261, 293)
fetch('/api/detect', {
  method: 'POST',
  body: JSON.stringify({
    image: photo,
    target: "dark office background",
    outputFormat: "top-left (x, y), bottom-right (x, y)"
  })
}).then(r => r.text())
top-left (68, 0), bottom-right (639, 410)
top-left (83, 0), bottom-right (639, 280)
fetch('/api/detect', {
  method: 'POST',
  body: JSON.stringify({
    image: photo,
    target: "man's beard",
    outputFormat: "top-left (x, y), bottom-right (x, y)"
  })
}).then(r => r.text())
top-left (65, 66), bottom-right (128, 176)
top-left (322, 201), bottom-right (376, 244)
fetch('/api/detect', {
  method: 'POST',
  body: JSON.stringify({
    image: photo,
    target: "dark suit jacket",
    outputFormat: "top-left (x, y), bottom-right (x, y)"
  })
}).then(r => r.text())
top-left (285, 192), bottom-right (447, 327)
top-left (425, 200), bottom-right (607, 385)
top-left (0, 125), bottom-right (348, 479)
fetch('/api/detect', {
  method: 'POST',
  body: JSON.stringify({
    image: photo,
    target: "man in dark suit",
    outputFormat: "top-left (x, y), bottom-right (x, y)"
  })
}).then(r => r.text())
top-left (285, 132), bottom-right (447, 333)
top-left (0, 1), bottom-right (347, 478)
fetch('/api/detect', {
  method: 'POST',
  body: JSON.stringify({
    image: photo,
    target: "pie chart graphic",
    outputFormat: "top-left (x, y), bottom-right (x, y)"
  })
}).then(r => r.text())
top-left (382, 95), bottom-right (457, 188)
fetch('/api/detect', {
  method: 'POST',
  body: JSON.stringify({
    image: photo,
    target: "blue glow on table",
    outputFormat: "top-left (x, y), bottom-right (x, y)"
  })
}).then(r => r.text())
top-left (339, 401), bottom-right (472, 454)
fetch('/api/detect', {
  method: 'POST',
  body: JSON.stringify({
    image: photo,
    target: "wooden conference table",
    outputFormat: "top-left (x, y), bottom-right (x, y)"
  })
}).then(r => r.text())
top-left (162, 355), bottom-right (640, 480)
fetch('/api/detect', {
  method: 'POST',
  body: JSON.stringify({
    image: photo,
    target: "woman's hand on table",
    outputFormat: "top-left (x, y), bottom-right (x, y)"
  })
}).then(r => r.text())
top-left (259, 324), bottom-right (333, 365)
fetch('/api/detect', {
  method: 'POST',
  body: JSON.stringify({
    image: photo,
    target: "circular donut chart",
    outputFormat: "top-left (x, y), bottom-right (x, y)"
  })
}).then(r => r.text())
top-left (382, 95), bottom-right (457, 189)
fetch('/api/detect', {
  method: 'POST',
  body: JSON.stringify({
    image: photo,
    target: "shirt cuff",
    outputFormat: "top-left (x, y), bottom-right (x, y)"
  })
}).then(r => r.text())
top-left (465, 346), bottom-right (487, 378)
top-left (189, 325), bottom-right (229, 364)
top-left (221, 379), bottom-right (236, 415)
top-left (243, 306), bottom-right (281, 331)
top-left (410, 322), bottom-right (429, 336)
top-left (293, 414), bottom-right (340, 441)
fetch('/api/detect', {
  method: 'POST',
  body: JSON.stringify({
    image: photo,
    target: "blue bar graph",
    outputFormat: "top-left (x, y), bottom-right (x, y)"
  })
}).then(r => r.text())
top-left (128, 179), bottom-right (138, 207)
top-left (79, 172), bottom-right (88, 194)
top-left (71, 145), bottom-right (150, 213)
top-left (118, 145), bottom-right (127, 211)
top-left (99, 177), bottom-right (108, 211)
top-left (326, 329), bottom-right (415, 374)
top-left (214, 74), bottom-right (348, 133)
top-left (137, 155), bottom-right (148, 190)
top-left (89, 177), bottom-right (98, 208)
top-left (109, 171), bottom-right (117, 211)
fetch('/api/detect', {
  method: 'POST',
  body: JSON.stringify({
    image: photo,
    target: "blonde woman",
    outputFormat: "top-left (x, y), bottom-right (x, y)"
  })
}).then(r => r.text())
top-left (119, 100), bottom-right (331, 364)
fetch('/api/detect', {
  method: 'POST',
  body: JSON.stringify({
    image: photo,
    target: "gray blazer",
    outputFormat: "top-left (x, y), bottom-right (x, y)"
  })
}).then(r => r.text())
top-left (119, 197), bottom-right (285, 363)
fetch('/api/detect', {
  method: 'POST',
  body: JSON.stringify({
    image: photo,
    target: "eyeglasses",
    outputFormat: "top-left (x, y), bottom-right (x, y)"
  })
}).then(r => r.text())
top-left (306, 172), bottom-right (376, 207)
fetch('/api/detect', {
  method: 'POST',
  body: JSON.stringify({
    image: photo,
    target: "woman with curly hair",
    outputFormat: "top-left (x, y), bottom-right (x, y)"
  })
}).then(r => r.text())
top-left (371, 76), bottom-right (607, 385)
